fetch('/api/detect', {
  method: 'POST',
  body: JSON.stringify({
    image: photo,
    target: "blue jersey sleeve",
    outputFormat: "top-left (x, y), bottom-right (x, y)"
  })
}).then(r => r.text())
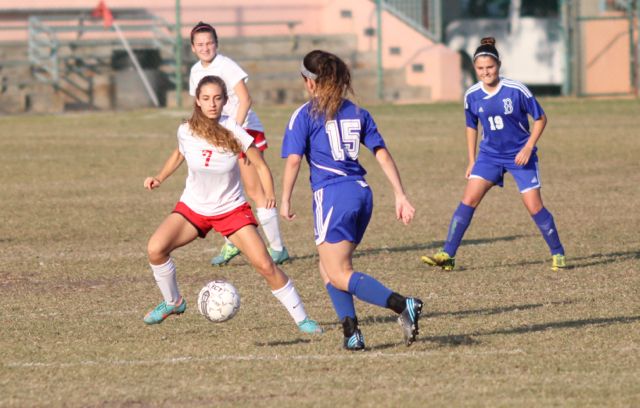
top-left (465, 95), bottom-right (479, 129)
top-left (522, 94), bottom-right (545, 120)
top-left (361, 110), bottom-right (386, 152)
top-left (281, 104), bottom-right (310, 158)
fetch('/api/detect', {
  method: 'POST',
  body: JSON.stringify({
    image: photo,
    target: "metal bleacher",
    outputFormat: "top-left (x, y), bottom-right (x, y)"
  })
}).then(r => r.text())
top-left (0, 8), bottom-right (178, 111)
top-left (0, 7), bottom-right (308, 112)
top-left (1, 6), bottom-right (427, 112)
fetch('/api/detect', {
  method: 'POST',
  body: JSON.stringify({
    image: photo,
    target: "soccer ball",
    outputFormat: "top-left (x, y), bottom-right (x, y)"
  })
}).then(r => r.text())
top-left (197, 280), bottom-right (241, 323)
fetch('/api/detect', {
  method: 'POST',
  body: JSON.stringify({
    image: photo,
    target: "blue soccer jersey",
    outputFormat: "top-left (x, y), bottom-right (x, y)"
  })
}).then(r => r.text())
top-left (282, 99), bottom-right (386, 191)
top-left (464, 77), bottom-right (544, 157)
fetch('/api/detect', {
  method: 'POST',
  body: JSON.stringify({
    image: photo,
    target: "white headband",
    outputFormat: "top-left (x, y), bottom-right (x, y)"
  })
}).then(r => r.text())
top-left (300, 61), bottom-right (318, 80)
top-left (473, 51), bottom-right (499, 61)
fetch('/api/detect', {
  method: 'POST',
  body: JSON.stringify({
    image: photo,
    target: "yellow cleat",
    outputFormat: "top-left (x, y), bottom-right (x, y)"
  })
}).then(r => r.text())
top-left (421, 250), bottom-right (455, 271)
top-left (551, 254), bottom-right (566, 271)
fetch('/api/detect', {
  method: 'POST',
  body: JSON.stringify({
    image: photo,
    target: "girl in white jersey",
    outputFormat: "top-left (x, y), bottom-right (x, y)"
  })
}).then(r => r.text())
top-left (189, 22), bottom-right (289, 267)
top-left (142, 75), bottom-right (322, 335)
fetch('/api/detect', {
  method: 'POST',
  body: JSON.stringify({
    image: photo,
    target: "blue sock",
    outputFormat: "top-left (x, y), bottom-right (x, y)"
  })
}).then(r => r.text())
top-left (325, 283), bottom-right (356, 321)
top-left (347, 272), bottom-right (392, 308)
top-left (443, 202), bottom-right (475, 257)
top-left (532, 207), bottom-right (564, 255)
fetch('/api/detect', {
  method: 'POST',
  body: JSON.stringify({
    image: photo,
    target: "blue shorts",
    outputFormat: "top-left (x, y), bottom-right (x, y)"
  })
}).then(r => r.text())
top-left (470, 151), bottom-right (541, 193)
top-left (312, 179), bottom-right (373, 245)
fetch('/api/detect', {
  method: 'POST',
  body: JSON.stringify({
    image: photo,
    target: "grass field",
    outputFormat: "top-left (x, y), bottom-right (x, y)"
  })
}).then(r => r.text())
top-left (1, 98), bottom-right (639, 407)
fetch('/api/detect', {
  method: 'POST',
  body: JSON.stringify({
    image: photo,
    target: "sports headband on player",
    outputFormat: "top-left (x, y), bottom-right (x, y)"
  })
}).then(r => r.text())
top-left (300, 62), bottom-right (318, 80)
top-left (191, 22), bottom-right (214, 35)
top-left (473, 51), bottom-right (499, 61)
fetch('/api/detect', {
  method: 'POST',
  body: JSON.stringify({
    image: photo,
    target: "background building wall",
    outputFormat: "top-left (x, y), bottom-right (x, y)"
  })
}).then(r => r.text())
top-left (0, 0), bottom-right (461, 103)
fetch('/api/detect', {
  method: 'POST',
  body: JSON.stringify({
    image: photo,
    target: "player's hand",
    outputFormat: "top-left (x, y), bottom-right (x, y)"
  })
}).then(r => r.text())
top-left (395, 194), bottom-right (415, 225)
top-left (280, 200), bottom-right (296, 221)
top-left (144, 176), bottom-right (161, 190)
top-left (465, 161), bottom-right (475, 179)
top-left (515, 146), bottom-right (533, 166)
top-left (264, 196), bottom-right (276, 209)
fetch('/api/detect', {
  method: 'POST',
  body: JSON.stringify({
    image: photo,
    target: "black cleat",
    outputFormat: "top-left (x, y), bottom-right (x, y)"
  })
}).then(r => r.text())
top-left (343, 329), bottom-right (365, 351)
top-left (342, 316), bottom-right (365, 351)
top-left (397, 297), bottom-right (423, 346)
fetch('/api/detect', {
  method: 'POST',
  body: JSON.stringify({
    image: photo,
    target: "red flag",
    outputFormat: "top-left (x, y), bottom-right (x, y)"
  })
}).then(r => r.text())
top-left (92, 0), bottom-right (113, 28)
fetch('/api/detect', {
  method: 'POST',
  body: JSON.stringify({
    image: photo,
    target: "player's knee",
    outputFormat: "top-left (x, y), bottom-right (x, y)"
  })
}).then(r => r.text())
top-left (526, 203), bottom-right (543, 215)
top-left (327, 277), bottom-right (348, 291)
top-left (253, 256), bottom-right (276, 278)
top-left (461, 197), bottom-right (480, 208)
top-left (147, 239), bottom-right (169, 263)
top-left (244, 184), bottom-right (265, 204)
top-left (523, 194), bottom-right (543, 215)
top-left (245, 188), bottom-right (262, 203)
top-left (326, 270), bottom-right (352, 291)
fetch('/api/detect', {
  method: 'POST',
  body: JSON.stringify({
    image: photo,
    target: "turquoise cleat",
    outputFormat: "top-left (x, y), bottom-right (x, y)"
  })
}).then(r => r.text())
top-left (211, 242), bottom-right (241, 266)
top-left (268, 246), bottom-right (290, 265)
top-left (143, 297), bottom-right (186, 325)
top-left (297, 317), bottom-right (324, 334)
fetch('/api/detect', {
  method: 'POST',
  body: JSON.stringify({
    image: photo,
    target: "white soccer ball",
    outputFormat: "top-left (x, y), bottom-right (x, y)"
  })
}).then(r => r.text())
top-left (197, 280), bottom-right (241, 323)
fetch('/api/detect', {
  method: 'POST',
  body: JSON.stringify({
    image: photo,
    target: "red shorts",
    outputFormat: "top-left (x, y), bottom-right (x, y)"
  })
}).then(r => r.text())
top-left (173, 202), bottom-right (258, 238)
top-left (240, 129), bottom-right (267, 159)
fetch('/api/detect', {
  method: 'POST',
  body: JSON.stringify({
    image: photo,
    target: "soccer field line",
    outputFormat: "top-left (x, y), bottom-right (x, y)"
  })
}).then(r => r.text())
top-left (6, 349), bottom-right (525, 369)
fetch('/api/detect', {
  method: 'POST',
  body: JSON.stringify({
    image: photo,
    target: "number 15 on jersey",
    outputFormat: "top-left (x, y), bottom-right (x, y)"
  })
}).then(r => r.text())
top-left (325, 119), bottom-right (361, 161)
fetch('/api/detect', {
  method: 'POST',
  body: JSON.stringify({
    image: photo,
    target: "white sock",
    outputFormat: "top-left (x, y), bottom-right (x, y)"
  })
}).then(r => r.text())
top-left (257, 207), bottom-right (283, 251)
top-left (271, 279), bottom-right (307, 324)
top-left (150, 258), bottom-right (180, 305)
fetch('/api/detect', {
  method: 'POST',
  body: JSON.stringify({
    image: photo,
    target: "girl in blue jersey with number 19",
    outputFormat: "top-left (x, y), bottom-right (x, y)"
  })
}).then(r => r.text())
top-left (421, 37), bottom-right (566, 272)
top-left (280, 50), bottom-right (423, 350)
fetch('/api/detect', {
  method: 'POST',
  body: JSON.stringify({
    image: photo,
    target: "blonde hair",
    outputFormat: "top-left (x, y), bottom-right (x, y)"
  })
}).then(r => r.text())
top-left (302, 50), bottom-right (354, 120)
top-left (187, 76), bottom-right (241, 154)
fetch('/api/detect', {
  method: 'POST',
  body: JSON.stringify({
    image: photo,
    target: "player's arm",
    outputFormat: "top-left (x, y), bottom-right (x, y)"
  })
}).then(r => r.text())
top-left (465, 127), bottom-right (478, 179)
top-left (233, 81), bottom-right (252, 127)
top-left (280, 154), bottom-right (302, 221)
top-left (374, 147), bottom-right (415, 225)
top-left (144, 148), bottom-right (184, 190)
top-left (515, 114), bottom-right (547, 166)
top-left (245, 146), bottom-right (275, 208)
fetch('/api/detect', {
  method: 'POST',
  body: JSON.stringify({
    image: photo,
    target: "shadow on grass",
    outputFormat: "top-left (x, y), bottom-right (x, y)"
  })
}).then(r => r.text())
top-left (254, 338), bottom-right (312, 347)
top-left (564, 249), bottom-right (640, 269)
top-left (338, 301), bottom-right (569, 350)
top-left (367, 333), bottom-right (481, 351)
top-left (427, 299), bottom-right (576, 319)
top-left (465, 249), bottom-right (640, 271)
top-left (288, 234), bottom-right (529, 262)
top-left (417, 314), bottom-right (640, 347)
top-left (355, 300), bottom-right (636, 350)
top-left (353, 301), bottom-right (574, 328)
top-left (253, 310), bottom-right (640, 350)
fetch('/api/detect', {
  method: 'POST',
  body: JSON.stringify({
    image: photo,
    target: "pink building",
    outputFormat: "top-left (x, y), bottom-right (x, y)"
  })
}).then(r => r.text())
top-left (0, 0), bottom-right (461, 112)
top-left (0, 0), bottom-right (636, 112)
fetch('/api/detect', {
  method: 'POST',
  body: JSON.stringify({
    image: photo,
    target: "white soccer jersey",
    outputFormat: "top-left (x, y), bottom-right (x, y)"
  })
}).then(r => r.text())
top-left (177, 116), bottom-right (254, 216)
top-left (189, 55), bottom-right (264, 132)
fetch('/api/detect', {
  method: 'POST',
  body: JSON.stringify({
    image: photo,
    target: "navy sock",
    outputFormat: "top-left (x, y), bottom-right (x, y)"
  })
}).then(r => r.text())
top-left (532, 207), bottom-right (564, 255)
top-left (325, 283), bottom-right (356, 321)
top-left (443, 202), bottom-right (475, 257)
top-left (347, 272), bottom-right (393, 308)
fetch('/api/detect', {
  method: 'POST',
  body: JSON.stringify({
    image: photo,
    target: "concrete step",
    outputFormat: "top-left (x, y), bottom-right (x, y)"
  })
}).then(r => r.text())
top-left (0, 32), bottom-right (433, 111)
top-left (218, 34), bottom-right (358, 59)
